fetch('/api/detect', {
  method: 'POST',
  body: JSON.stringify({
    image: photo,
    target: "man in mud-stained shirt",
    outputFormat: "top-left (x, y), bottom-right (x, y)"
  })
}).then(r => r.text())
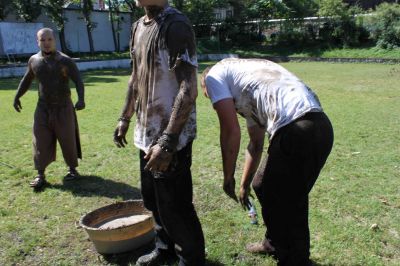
top-left (13, 28), bottom-right (85, 190)
top-left (201, 58), bottom-right (334, 266)
top-left (113, 1), bottom-right (204, 265)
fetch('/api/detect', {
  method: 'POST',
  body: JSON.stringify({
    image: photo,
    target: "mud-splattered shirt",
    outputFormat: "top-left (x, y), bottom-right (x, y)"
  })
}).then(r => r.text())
top-left (130, 6), bottom-right (197, 153)
top-left (205, 58), bottom-right (322, 140)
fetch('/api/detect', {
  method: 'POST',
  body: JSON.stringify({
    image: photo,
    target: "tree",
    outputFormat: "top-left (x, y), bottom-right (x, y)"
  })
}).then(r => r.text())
top-left (180, 0), bottom-right (215, 25)
top-left (12, 0), bottom-right (42, 22)
top-left (41, 0), bottom-right (70, 53)
top-left (0, 1), bottom-right (12, 21)
top-left (108, 0), bottom-right (123, 52)
top-left (172, 0), bottom-right (184, 10)
top-left (283, 0), bottom-right (319, 18)
top-left (81, 0), bottom-right (95, 54)
top-left (245, 0), bottom-right (289, 20)
top-left (120, 0), bottom-right (143, 20)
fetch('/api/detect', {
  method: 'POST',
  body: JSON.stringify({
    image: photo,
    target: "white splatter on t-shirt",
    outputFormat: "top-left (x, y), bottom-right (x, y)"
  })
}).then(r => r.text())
top-left (205, 58), bottom-right (322, 139)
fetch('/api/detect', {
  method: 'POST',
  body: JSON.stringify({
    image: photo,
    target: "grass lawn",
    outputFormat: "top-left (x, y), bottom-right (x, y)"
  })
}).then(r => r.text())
top-left (0, 62), bottom-right (399, 265)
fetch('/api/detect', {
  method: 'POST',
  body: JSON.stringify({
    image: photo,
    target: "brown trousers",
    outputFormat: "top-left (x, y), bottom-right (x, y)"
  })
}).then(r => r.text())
top-left (33, 100), bottom-right (82, 170)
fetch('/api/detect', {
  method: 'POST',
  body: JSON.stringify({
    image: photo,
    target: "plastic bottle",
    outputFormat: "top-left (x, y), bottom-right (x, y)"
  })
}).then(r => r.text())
top-left (248, 200), bottom-right (258, 225)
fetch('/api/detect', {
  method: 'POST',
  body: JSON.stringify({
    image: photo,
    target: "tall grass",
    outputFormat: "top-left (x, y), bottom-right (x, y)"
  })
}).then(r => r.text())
top-left (0, 62), bottom-right (399, 265)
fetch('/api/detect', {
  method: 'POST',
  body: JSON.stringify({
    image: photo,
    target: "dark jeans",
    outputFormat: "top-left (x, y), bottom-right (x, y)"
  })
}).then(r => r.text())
top-left (252, 112), bottom-right (334, 266)
top-left (140, 142), bottom-right (205, 266)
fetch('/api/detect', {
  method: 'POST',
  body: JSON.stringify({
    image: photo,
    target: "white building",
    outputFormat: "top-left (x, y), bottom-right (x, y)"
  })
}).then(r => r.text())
top-left (213, 6), bottom-right (234, 21)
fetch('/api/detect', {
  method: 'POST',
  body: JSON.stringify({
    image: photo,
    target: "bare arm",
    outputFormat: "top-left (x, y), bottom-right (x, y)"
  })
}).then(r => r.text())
top-left (165, 21), bottom-right (197, 135)
top-left (13, 59), bottom-right (35, 112)
top-left (113, 67), bottom-right (137, 148)
top-left (68, 59), bottom-right (85, 110)
top-left (239, 124), bottom-right (265, 209)
top-left (214, 98), bottom-right (241, 202)
top-left (144, 22), bottom-right (197, 171)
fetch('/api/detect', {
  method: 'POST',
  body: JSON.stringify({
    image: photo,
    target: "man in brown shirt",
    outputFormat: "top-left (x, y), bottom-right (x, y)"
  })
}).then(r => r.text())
top-left (13, 28), bottom-right (85, 190)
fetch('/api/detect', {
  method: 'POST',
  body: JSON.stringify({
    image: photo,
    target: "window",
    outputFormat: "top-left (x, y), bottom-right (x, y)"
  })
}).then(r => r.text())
top-left (226, 10), bottom-right (232, 18)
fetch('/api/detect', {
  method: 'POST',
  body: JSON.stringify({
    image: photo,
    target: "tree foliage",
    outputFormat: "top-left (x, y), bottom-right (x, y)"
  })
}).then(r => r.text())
top-left (41, 0), bottom-right (70, 53)
top-left (12, 0), bottom-right (41, 22)
top-left (0, 0), bottom-right (12, 21)
top-left (368, 2), bottom-right (400, 48)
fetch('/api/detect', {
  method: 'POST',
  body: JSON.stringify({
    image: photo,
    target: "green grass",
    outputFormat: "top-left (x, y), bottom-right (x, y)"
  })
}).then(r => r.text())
top-left (230, 44), bottom-right (400, 59)
top-left (1, 62), bottom-right (399, 265)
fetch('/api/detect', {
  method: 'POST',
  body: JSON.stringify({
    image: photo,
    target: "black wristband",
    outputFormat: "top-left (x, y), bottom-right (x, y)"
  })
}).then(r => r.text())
top-left (118, 116), bottom-right (131, 123)
top-left (157, 132), bottom-right (179, 153)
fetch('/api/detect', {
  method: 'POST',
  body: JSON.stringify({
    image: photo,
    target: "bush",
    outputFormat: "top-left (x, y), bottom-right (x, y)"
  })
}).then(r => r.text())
top-left (317, 0), bottom-right (367, 47)
top-left (367, 3), bottom-right (400, 49)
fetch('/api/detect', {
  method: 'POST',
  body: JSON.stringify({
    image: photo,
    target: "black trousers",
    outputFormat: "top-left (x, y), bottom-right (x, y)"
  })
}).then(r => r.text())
top-left (140, 142), bottom-right (205, 266)
top-left (252, 112), bottom-right (334, 266)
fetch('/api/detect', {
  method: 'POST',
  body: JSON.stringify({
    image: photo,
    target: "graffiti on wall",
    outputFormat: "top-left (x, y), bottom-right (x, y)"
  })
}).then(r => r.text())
top-left (0, 22), bottom-right (44, 55)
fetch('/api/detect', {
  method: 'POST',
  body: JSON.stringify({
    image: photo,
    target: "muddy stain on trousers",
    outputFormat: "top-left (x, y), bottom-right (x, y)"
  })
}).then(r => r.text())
top-left (33, 99), bottom-right (82, 170)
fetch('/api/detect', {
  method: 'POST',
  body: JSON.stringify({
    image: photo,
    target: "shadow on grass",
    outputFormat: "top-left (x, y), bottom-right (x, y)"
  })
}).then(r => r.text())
top-left (49, 175), bottom-right (141, 200)
top-left (82, 68), bottom-right (131, 87)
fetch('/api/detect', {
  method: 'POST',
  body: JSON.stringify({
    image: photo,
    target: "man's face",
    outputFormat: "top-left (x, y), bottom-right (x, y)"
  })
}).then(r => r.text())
top-left (37, 30), bottom-right (56, 54)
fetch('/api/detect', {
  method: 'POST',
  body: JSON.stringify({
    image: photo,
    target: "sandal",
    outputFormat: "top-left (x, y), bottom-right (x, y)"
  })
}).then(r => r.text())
top-left (29, 175), bottom-right (46, 189)
top-left (65, 169), bottom-right (80, 181)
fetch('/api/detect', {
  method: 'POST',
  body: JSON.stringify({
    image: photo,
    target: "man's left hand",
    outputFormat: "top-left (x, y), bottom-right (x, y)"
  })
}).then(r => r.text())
top-left (239, 185), bottom-right (251, 210)
top-left (144, 144), bottom-right (173, 172)
top-left (75, 100), bottom-right (85, 110)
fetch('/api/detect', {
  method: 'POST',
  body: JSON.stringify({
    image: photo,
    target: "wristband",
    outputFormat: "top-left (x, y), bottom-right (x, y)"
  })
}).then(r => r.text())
top-left (157, 132), bottom-right (179, 153)
top-left (118, 116), bottom-right (131, 123)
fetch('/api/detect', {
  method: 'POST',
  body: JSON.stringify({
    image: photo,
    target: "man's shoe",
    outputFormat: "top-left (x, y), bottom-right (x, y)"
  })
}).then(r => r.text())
top-left (246, 238), bottom-right (276, 255)
top-left (65, 169), bottom-right (80, 181)
top-left (136, 249), bottom-right (177, 266)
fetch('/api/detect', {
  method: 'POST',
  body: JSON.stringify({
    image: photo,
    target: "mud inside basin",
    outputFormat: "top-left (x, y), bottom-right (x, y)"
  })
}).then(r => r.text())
top-left (79, 200), bottom-right (155, 254)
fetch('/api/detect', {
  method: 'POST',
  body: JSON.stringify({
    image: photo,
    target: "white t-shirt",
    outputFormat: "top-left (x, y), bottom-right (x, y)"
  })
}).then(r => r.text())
top-left (131, 7), bottom-right (197, 153)
top-left (205, 58), bottom-right (322, 139)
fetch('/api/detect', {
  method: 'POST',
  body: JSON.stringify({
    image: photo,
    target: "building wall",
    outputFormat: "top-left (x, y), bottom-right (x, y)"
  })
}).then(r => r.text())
top-left (213, 6), bottom-right (234, 21)
top-left (0, 8), bottom-right (132, 56)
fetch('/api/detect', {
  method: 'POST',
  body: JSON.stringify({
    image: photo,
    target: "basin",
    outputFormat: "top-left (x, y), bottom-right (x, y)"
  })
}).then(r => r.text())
top-left (79, 200), bottom-right (155, 254)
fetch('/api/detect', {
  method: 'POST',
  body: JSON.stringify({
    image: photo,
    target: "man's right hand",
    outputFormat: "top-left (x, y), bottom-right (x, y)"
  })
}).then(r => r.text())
top-left (223, 176), bottom-right (238, 203)
top-left (113, 121), bottom-right (129, 148)
top-left (13, 98), bottom-right (22, 112)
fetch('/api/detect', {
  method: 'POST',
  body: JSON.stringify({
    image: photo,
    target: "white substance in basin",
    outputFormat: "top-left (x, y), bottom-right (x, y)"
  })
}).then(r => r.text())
top-left (98, 214), bottom-right (150, 230)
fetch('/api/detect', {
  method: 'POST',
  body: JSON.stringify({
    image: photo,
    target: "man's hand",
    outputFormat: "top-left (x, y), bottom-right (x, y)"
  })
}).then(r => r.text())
top-left (239, 185), bottom-right (251, 210)
top-left (13, 98), bottom-right (22, 112)
top-left (223, 176), bottom-right (238, 203)
top-left (144, 144), bottom-right (173, 172)
top-left (113, 121), bottom-right (129, 148)
top-left (75, 100), bottom-right (85, 110)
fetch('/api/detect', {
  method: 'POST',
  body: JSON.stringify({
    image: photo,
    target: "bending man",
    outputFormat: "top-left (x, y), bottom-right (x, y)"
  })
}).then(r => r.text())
top-left (113, 1), bottom-right (205, 265)
top-left (13, 28), bottom-right (85, 189)
top-left (201, 58), bottom-right (334, 266)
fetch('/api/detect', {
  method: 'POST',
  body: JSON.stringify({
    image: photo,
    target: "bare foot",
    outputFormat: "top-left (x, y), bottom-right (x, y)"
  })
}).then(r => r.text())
top-left (246, 238), bottom-right (276, 254)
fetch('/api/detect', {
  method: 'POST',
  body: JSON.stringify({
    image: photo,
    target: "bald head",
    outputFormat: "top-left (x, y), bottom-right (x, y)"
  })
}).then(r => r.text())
top-left (37, 28), bottom-right (56, 55)
top-left (37, 28), bottom-right (55, 39)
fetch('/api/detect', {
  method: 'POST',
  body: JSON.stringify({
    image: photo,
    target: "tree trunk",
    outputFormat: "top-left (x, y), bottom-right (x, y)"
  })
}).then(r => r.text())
top-left (108, 0), bottom-right (118, 51)
top-left (86, 23), bottom-right (95, 55)
top-left (59, 28), bottom-right (71, 54)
